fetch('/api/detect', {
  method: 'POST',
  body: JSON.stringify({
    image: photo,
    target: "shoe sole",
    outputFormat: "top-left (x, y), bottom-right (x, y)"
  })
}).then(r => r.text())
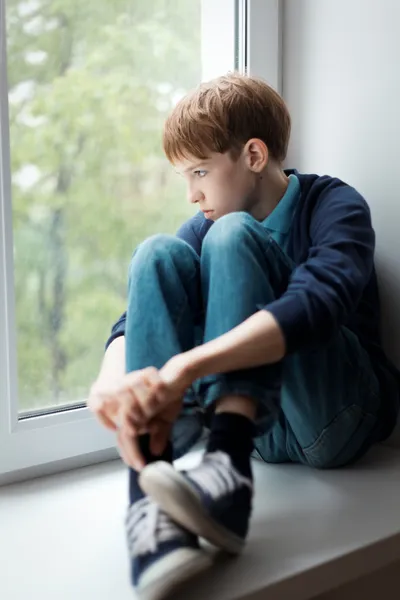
top-left (138, 547), bottom-right (211, 600)
top-left (139, 462), bottom-right (244, 555)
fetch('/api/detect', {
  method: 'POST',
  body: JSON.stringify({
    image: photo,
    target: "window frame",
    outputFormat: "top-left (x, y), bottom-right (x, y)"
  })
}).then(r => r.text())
top-left (0, 0), bottom-right (282, 483)
top-left (244, 0), bottom-right (282, 91)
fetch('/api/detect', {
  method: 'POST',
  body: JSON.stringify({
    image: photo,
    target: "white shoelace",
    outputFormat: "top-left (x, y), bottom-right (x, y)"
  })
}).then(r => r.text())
top-left (187, 451), bottom-right (253, 499)
top-left (126, 497), bottom-right (186, 558)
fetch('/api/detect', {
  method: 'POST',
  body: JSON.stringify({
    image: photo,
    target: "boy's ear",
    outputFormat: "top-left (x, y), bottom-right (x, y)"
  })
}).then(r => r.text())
top-left (243, 138), bottom-right (269, 173)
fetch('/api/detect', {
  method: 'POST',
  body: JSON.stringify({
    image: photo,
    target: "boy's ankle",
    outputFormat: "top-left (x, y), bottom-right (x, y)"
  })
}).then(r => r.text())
top-left (206, 411), bottom-right (255, 479)
top-left (215, 395), bottom-right (257, 420)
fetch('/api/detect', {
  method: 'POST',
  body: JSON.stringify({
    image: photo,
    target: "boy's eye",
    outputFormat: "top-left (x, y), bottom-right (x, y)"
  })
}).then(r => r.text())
top-left (194, 170), bottom-right (207, 178)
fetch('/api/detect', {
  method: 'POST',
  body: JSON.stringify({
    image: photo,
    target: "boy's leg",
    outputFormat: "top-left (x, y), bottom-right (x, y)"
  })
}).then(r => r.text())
top-left (255, 326), bottom-right (380, 468)
top-left (125, 232), bottom-right (204, 490)
top-left (140, 212), bottom-right (382, 553)
top-left (126, 234), bottom-right (202, 374)
top-left (198, 211), bottom-right (380, 468)
top-left (124, 235), bottom-right (210, 596)
top-left (126, 233), bottom-right (204, 466)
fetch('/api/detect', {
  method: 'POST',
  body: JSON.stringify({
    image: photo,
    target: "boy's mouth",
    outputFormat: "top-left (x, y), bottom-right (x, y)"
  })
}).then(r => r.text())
top-left (202, 209), bottom-right (214, 218)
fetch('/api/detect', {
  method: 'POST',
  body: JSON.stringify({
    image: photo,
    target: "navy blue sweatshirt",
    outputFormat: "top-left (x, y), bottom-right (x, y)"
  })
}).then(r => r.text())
top-left (106, 171), bottom-right (399, 440)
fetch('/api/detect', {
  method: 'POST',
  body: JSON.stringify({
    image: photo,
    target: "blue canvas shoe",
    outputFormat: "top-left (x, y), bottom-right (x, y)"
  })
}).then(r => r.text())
top-left (126, 496), bottom-right (211, 600)
top-left (139, 451), bottom-right (253, 555)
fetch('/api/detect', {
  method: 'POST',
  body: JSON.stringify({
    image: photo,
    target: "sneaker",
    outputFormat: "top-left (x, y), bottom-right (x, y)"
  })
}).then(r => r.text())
top-left (139, 451), bottom-right (253, 555)
top-left (126, 496), bottom-right (211, 600)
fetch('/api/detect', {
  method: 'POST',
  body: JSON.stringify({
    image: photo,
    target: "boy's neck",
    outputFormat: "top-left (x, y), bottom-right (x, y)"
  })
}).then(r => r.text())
top-left (250, 164), bottom-right (289, 222)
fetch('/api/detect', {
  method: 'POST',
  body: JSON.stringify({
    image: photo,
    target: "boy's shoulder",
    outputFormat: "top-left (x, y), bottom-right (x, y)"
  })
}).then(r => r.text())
top-left (292, 171), bottom-right (372, 224)
top-left (291, 170), bottom-right (367, 203)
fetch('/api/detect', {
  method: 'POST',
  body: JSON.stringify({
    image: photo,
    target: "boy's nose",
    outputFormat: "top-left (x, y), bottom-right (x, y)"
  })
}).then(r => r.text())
top-left (188, 190), bottom-right (205, 204)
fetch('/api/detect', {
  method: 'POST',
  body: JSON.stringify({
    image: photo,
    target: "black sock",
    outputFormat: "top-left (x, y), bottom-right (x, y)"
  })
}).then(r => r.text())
top-left (206, 413), bottom-right (255, 479)
top-left (129, 435), bottom-right (173, 505)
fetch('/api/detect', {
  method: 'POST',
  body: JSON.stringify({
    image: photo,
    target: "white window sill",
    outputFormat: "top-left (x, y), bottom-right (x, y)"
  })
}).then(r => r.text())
top-left (2, 445), bottom-right (400, 600)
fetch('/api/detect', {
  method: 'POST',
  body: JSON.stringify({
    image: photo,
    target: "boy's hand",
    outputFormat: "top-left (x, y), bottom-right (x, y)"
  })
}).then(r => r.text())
top-left (116, 367), bottom-right (170, 435)
top-left (116, 356), bottom-right (194, 434)
top-left (88, 367), bottom-right (168, 433)
top-left (87, 336), bottom-right (127, 430)
top-left (89, 358), bottom-right (195, 469)
top-left (87, 376), bottom-right (124, 432)
top-left (116, 400), bottom-right (182, 470)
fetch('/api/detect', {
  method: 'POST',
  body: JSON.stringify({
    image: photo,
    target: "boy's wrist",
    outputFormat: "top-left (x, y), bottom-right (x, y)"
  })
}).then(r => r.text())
top-left (180, 345), bottom-right (217, 382)
top-left (160, 353), bottom-right (198, 395)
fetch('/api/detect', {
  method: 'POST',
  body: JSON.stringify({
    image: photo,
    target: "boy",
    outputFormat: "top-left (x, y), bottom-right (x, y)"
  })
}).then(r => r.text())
top-left (89, 73), bottom-right (399, 599)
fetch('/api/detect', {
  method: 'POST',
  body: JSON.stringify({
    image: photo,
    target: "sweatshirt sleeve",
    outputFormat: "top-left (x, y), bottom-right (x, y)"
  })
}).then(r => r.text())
top-left (105, 311), bottom-right (126, 350)
top-left (266, 180), bottom-right (375, 353)
top-left (105, 213), bottom-right (207, 349)
top-left (176, 214), bottom-right (204, 255)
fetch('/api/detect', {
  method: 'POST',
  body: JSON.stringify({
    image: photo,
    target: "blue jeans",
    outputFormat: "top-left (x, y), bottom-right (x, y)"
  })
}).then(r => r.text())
top-left (125, 212), bottom-right (381, 468)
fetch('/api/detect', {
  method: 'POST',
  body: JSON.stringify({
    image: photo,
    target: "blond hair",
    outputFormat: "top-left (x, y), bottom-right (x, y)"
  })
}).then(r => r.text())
top-left (163, 72), bottom-right (291, 164)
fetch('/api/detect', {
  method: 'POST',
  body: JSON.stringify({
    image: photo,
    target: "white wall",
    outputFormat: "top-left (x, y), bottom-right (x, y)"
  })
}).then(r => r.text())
top-left (283, 0), bottom-right (400, 367)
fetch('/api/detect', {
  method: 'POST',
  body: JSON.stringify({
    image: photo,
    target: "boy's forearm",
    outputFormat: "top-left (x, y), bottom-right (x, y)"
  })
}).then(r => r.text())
top-left (183, 310), bottom-right (286, 381)
top-left (96, 335), bottom-right (126, 385)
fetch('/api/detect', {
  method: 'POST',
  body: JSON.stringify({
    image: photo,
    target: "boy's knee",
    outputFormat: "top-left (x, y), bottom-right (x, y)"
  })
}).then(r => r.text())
top-left (129, 234), bottom-right (198, 281)
top-left (131, 234), bottom-right (191, 266)
top-left (202, 212), bottom-right (256, 253)
top-left (134, 234), bottom-right (179, 259)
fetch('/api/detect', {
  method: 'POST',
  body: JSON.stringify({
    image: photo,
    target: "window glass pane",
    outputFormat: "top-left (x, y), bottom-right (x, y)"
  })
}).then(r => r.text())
top-left (6, 0), bottom-right (201, 412)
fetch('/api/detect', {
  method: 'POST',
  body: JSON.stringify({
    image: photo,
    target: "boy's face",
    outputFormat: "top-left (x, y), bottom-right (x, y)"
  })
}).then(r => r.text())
top-left (175, 148), bottom-right (261, 221)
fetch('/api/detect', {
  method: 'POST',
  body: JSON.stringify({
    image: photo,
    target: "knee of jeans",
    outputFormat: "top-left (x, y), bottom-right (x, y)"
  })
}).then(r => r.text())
top-left (202, 212), bottom-right (256, 254)
top-left (130, 234), bottom-right (192, 272)
top-left (134, 233), bottom-right (181, 258)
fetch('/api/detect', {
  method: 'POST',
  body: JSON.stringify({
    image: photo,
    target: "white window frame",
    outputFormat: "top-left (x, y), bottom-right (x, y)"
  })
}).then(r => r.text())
top-left (0, 0), bottom-right (282, 483)
top-left (242, 0), bottom-right (282, 92)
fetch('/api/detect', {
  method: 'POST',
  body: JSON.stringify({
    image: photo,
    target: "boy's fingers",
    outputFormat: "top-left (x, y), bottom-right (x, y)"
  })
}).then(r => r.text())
top-left (132, 367), bottom-right (168, 417)
top-left (119, 414), bottom-right (136, 437)
top-left (149, 420), bottom-right (172, 456)
top-left (117, 429), bottom-right (131, 466)
top-left (143, 368), bottom-right (167, 401)
top-left (121, 368), bottom-right (168, 421)
top-left (88, 391), bottom-right (120, 429)
top-left (96, 410), bottom-right (118, 431)
top-left (120, 410), bottom-right (146, 437)
top-left (122, 391), bottom-right (145, 425)
top-left (89, 391), bottom-right (120, 415)
top-left (125, 386), bottom-right (151, 430)
top-left (116, 431), bottom-right (131, 466)
top-left (132, 380), bottom-right (160, 419)
top-left (117, 429), bottom-right (145, 471)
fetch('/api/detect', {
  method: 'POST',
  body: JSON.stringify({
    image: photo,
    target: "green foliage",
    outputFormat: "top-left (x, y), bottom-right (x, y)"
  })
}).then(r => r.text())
top-left (7, 0), bottom-right (201, 409)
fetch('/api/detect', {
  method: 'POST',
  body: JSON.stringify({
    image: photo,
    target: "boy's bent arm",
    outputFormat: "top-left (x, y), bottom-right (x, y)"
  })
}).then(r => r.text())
top-left (266, 181), bottom-right (375, 354)
top-left (172, 310), bottom-right (285, 383)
